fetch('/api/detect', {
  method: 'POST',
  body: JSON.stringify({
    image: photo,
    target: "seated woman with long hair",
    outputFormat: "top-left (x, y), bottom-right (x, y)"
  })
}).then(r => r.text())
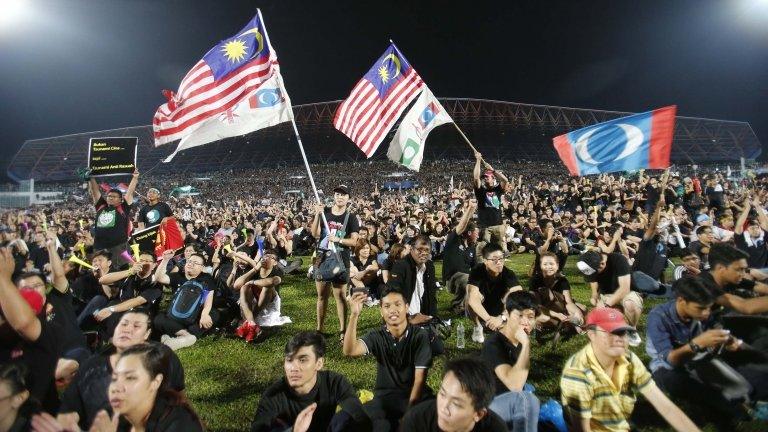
top-left (349, 239), bottom-right (381, 305)
top-left (528, 252), bottom-right (586, 342)
top-left (100, 343), bottom-right (202, 431)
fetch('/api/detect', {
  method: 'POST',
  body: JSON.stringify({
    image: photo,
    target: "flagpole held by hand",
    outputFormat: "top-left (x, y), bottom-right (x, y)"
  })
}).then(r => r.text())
top-left (452, 122), bottom-right (480, 155)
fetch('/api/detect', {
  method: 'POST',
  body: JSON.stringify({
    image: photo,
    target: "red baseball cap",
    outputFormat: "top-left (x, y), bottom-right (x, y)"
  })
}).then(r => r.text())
top-left (585, 307), bottom-right (635, 333)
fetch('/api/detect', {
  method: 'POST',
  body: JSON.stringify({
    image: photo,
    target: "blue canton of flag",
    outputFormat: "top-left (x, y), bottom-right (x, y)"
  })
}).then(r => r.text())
top-left (362, 45), bottom-right (415, 100)
top-left (203, 14), bottom-right (270, 81)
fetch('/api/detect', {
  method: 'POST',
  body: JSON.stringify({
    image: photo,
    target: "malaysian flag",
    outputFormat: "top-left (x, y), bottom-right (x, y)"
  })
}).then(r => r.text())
top-left (153, 10), bottom-right (290, 155)
top-left (333, 43), bottom-right (424, 158)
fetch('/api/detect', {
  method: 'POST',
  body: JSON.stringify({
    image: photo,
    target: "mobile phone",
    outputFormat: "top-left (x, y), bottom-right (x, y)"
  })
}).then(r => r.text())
top-left (350, 286), bottom-right (369, 296)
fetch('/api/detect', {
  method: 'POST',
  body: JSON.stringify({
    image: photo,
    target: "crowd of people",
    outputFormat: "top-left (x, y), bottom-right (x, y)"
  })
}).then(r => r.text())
top-left (1, 152), bottom-right (768, 432)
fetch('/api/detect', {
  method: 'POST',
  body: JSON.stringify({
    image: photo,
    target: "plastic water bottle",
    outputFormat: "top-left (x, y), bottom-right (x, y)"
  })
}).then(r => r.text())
top-left (456, 322), bottom-right (465, 349)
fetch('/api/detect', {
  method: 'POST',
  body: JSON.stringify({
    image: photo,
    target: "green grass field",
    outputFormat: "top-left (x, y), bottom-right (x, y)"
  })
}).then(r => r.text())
top-left (174, 255), bottom-right (762, 432)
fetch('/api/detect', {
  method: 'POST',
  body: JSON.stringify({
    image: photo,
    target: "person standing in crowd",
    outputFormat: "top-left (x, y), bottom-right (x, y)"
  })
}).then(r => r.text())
top-left (137, 187), bottom-right (174, 229)
top-left (250, 331), bottom-right (368, 432)
top-left (400, 357), bottom-right (507, 432)
top-left (344, 287), bottom-right (432, 432)
top-left (55, 310), bottom-right (185, 431)
top-left (88, 171), bottom-right (138, 262)
top-left (561, 307), bottom-right (701, 432)
top-left (473, 151), bottom-right (509, 260)
top-left (466, 243), bottom-right (523, 343)
top-left (480, 291), bottom-right (541, 432)
top-left (443, 199), bottom-right (479, 315)
top-left (153, 250), bottom-right (218, 350)
top-left (311, 185), bottom-right (360, 341)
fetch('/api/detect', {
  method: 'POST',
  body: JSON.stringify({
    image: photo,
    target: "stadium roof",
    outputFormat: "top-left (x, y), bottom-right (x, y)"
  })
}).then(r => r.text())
top-left (8, 98), bottom-right (762, 182)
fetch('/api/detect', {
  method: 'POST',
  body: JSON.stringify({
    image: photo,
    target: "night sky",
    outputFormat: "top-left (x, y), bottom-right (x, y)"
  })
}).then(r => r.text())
top-left (1, 0), bottom-right (767, 176)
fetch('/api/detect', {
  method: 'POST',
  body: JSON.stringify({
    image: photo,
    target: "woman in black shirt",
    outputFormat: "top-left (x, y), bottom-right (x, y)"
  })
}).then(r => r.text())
top-left (529, 252), bottom-right (585, 338)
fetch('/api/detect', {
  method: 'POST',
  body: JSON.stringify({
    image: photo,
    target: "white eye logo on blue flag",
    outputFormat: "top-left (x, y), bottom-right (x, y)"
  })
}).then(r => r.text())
top-left (418, 102), bottom-right (440, 129)
top-left (249, 88), bottom-right (283, 108)
top-left (552, 106), bottom-right (676, 176)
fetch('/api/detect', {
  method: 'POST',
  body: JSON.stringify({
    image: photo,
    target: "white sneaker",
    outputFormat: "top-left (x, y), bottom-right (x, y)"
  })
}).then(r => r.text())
top-left (364, 297), bottom-right (379, 307)
top-left (160, 334), bottom-right (170, 345)
top-left (175, 334), bottom-right (198, 350)
top-left (472, 325), bottom-right (485, 343)
top-left (161, 336), bottom-right (183, 351)
top-left (628, 331), bottom-right (642, 347)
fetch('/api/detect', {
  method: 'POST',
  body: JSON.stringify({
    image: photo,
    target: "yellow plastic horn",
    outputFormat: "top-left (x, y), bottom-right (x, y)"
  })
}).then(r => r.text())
top-left (130, 243), bottom-right (141, 261)
top-left (223, 244), bottom-right (233, 255)
top-left (78, 244), bottom-right (86, 258)
top-left (78, 219), bottom-right (84, 230)
top-left (68, 254), bottom-right (94, 269)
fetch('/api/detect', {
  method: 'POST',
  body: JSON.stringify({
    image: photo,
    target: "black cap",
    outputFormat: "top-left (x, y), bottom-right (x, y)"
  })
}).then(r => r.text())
top-left (333, 185), bottom-right (350, 195)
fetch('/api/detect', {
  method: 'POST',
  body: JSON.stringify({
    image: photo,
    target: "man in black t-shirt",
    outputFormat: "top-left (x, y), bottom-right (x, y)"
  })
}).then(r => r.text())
top-left (473, 151), bottom-right (509, 261)
top-left (734, 198), bottom-right (768, 270)
top-left (88, 171), bottom-right (138, 262)
top-left (251, 331), bottom-right (367, 432)
top-left (153, 250), bottom-right (218, 350)
top-left (466, 243), bottom-right (522, 344)
top-left (93, 251), bottom-right (161, 336)
top-left (443, 200), bottom-right (479, 314)
top-left (480, 292), bottom-right (540, 431)
top-left (344, 287), bottom-right (432, 432)
top-left (137, 187), bottom-right (174, 229)
top-left (401, 357), bottom-right (507, 432)
top-left (576, 250), bottom-right (643, 330)
top-left (311, 185), bottom-right (360, 338)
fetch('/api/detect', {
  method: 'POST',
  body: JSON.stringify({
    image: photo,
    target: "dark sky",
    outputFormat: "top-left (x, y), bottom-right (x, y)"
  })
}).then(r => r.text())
top-left (1, 0), bottom-right (767, 174)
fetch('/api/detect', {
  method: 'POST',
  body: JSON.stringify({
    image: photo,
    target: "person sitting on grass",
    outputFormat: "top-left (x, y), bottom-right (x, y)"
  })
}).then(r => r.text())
top-left (529, 252), bottom-right (585, 339)
top-left (349, 239), bottom-right (381, 306)
top-left (153, 250), bottom-right (218, 351)
top-left (343, 286), bottom-right (432, 432)
top-left (400, 357), bottom-right (507, 432)
top-left (561, 307), bottom-right (700, 432)
top-left (466, 243), bottom-right (523, 344)
top-left (250, 331), bottom-right (368, 432)
top-left (231, 249), bottom-right (288, 343)
top-left (480, 291), bottom-right (541, 432)
top-left (56, 310), bottom-right (185, 431)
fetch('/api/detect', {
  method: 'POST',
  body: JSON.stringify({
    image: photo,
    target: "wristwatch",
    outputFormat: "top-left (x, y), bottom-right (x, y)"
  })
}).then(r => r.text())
top-left (688, 341), bottom-right (703, 353)
top-left (108, 306), bottom-right (116, 313)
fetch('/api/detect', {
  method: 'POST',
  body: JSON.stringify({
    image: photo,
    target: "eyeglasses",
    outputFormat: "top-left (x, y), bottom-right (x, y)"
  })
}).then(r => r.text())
top-left (595, 328), bottom-right (634, 338)
top-left (186, 261), bottom-right (204, 267)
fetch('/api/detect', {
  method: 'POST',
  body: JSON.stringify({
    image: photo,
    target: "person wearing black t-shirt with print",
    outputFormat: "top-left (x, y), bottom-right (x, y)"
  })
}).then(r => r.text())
top-left (93, 251), bottom-right (161, 336)
top-left (466, 243), bottom-right (523, 344)
top-left (443, 200), bottom-right (479, 315)
top-left (87, 171), bottom-right (138, 263)
top-left (137, 187), bottom-right (173, 230)
top-left (153, 250), bottom-right (218, 351)
top-left (401, 357), bottom-right (507, 432)
top-left (0, 248), bottom-right (61, 414)
top-left (250, 331), bottom-right (368, 432)
top-left (344, 287), bottom-right (432, 432)
top-left (57, 310), bottom-right (185, 431)
top-left (480, 291), bottom-right (540, 432)
top-left (311, 185), bottom-right (360, 340)
top-left (472, 151), bottom-right (509, 260)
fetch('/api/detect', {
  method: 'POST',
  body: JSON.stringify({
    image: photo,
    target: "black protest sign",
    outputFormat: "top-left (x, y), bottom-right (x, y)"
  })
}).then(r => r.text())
top-left (130, 224), bottom-right (160, 254)
top-left (88, 137), bottom-right (138, 177)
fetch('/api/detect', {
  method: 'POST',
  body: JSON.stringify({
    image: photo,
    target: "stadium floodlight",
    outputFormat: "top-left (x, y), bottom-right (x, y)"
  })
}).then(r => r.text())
top-left (0, 0), bottom-right (29, 28)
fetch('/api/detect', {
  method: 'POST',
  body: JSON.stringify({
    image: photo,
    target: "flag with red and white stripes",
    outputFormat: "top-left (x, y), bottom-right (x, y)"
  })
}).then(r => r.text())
top-left (333, 43), bottom-right (424, 158)
top-left (153, 10), bottom-right (292, 156)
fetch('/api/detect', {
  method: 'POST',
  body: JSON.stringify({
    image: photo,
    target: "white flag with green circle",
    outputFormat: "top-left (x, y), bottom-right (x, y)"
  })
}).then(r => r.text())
top-left (386, 86), bottom-right (452, 171)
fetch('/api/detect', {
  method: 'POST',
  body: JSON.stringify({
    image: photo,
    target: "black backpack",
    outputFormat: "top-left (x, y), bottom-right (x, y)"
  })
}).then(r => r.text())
top-left (167, 280), bottom-right (207, 325)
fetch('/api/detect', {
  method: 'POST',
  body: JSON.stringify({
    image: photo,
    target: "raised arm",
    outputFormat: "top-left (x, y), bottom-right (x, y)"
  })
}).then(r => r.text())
top-left (88, 177), bottom-right (102, 204)
top-left (153, 250), bottom-right (174, 286)
top-left (45, 228), bottom-right (68, 293)
top-left (734, 198), bottom-right (750, 235)
top-left (124, 171), bottom-right (139, 205)
top-left (454, 200), bottom-right (477, 235)
top-left (0, 248), bottom-right (41, 341)
top-left (473, 151), bottom-right (483, 188)
top-left (342, 293), bottom-right (368, 357)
